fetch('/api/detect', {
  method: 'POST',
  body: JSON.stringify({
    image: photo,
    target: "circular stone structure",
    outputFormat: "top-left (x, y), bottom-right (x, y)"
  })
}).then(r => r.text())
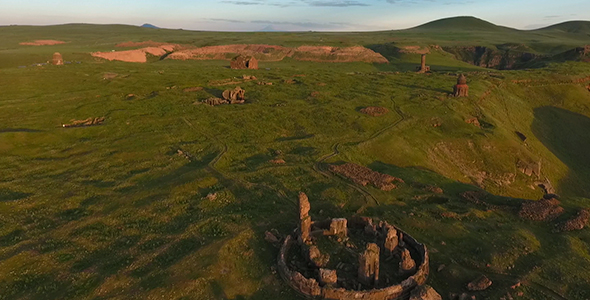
top-left (278, 192), bottom-right (430, 300)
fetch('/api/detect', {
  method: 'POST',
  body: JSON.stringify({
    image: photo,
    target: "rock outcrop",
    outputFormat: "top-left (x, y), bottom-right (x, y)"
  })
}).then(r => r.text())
top-left (519, 198), bottom-right (564, 221)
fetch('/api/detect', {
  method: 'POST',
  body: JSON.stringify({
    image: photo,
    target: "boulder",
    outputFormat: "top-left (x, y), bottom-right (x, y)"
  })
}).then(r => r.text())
top-left (467, 275), bottom-right (492, 291)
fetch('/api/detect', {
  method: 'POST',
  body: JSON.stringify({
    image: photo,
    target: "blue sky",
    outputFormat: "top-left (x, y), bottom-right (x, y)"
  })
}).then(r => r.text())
top-left (2, 0), bottom-right (589, 31)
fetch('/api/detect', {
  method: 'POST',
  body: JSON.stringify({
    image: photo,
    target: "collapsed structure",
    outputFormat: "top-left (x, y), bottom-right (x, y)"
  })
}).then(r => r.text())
top-left (453, 74), bottom-right (469, 97)
top-left (278, 192), bottom-right (435, 300)
top-left (52, 52), bottom-right (64, 65)
top-left (230, 55), bottom-right (258, 69)
top-left (202, 86), bottom-right (246, 106)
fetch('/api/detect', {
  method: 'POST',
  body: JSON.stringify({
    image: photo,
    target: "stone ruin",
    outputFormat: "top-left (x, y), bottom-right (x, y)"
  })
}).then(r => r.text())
top-left (230, 55), bottom-right (258, 70)
top-left (278, 192), bottom-right (437, 300)
top-left (62, 117), bottom-right (105, 128)
top-left (222, 86), bottom-right (246, 104)
top-left (202, 86), bottom-right (246, 106)
top-left (52, 52), bottom-right (64, 65)
top-left (416, 54), bottom-right (430, 73)
top-left (453, 74), bottom-right (469, 97)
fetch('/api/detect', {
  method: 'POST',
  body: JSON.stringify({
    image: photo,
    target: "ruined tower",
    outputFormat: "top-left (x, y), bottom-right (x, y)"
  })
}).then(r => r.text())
top-left (358, 243), bottom-right (380, 286)
top-left (52, 52), bottom-right (64, 65)
top-left (298, 192), bottom-right (312, 244)
top-left (453, 74), bottom-right (469, 97)
top-left (417, 54), bottom-right (430, 73)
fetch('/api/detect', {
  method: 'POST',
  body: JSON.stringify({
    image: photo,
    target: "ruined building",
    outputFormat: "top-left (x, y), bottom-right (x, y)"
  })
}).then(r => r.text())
top-left (416, 54), bottom-right (430, 73)
top-left (230, 55), bottom-right (258, 70)
top-left (277, 192), bottom-right (437, 300)
top-left (222, 86), bottom-right (246, 104)
top-left (453, 74), bottom-right (469, 97)
top-left (52, 52), bottom-right (64, 65)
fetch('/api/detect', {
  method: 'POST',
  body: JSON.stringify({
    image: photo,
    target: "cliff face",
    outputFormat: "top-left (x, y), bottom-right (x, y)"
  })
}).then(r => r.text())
top-left (443, 46), bottom-right (540, 69)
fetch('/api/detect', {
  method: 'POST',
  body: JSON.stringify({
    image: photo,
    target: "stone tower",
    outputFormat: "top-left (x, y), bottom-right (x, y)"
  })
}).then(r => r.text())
top-left (52, 52), bottom-right (64, 65)
top-left (417, 54), bottom-right (430, 73)
top-left (453, 74), bottom-right (469, 97)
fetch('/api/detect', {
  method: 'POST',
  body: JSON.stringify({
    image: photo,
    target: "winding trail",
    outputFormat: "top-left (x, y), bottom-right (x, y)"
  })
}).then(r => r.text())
top-left (312, 96), bottom-right (408, 212)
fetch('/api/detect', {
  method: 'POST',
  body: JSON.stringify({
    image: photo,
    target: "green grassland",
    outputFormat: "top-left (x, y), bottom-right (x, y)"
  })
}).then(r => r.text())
top-left (1, 17), bottom-right (590, 299)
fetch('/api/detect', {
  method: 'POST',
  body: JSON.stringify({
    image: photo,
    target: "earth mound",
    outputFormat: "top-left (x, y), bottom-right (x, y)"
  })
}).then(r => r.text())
top-left (20, 40), bottom-right (67, 46)
top-left (360, 106), bottom-right (389, 116)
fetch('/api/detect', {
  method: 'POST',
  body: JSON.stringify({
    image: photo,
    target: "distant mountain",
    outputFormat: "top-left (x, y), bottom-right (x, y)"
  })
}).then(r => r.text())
top-left (534, 21), bottom-right (590, 34)
top-left (141, 23), bottom-right (159, 29)
top-left (409, 16), bottom-right (514, 32)
top-left (259, 25), bottom-right (279, 32)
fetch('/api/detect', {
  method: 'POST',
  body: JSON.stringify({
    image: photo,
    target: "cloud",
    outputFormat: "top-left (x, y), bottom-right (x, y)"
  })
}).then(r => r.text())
top-left (221, 0), bottom-right (370, 7)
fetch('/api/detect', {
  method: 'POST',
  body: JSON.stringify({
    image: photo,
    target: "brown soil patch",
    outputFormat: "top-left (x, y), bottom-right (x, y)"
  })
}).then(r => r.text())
top-left (292, 46), bottom-right (387, 63)
top-left (329, 163), bottom-right (404, 191)
top-left (270, 159), bottom-right (286, 164)
top-left (116, 40), bottom-right (171, 48)
top-left (556, 209), bottom-right (589, 232)
top-left (20, 40), bottom-right (66, 46)
top-left (360, 106), bottom-right (389, 117)
top-left (518, 198), bottom-right (564, 221)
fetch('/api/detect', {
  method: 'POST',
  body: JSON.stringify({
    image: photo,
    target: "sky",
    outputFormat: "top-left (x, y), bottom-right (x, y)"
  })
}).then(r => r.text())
top-left (2, 0), bottom-right (589, 31)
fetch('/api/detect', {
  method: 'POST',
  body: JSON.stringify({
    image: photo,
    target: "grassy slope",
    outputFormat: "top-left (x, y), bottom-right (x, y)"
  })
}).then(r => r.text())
top-left (0, 22), bottom-right (590, 299)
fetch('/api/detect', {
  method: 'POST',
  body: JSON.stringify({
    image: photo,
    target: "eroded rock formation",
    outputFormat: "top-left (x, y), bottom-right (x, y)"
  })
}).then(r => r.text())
top-left (453, 74), bottom-right (469, 97)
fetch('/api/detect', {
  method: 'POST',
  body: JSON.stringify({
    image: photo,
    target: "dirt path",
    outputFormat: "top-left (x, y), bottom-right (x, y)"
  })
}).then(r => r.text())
top-left (313, 95), bottom-right (407, 213)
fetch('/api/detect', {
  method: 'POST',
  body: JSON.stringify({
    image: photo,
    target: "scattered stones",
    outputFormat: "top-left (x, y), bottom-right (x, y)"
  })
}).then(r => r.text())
top-left (358, 243), bottom-right (380, 286)
top-left (453, 74), bottom-right (469, 97)
top-left (52, 52), bottom-right (63, 65)
top-left (399, 248), bottom-right (417, 275)
top-left (242, 75), bottom-right (257, 80)
top-left (183, 87), bottom-right (203, 92)
top-left (102, 72), bottom-right (119, 80)
top-left (310, 91), bottom-right (320, 97)
top-left (556, 209), bottom-right (590, 232)
top-left (465, 117), bottom-right (480, 128)
top-left (284, 79), bottom-right (297, 84)
top-left (203, 97), bottom-right (228, 106)
top-left (329, 162), bottom-right (404, 191)
top-left (206, 192), bottom-right (217, 200)
top-left (258, 81), bottom-right (273, 85)
top-left (410, 285), bottom-right (442, 300)
top-left (519, 197), bottom-right (564, 221)
top-left (417, 54), bottom-right (431, 73)
top-left (222, 86), bottom-right (246, 104)
top-left (177, 149), bottom-right (192, 160)
top-left (467, 275), bottom-right (492, 291)
top-left (360, 106), bottom-right (389, 117)
top-left (230, 55), bottom-right (258, 69)
top-left (125, 94), bottom-right (136, 100)
top-left (62, 117), bottom-right (105, 128)
top-left (309, 245), bottom-right (330, 268)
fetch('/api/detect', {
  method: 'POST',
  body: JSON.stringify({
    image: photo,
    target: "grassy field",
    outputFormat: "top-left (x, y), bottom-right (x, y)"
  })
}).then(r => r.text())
top-left (1, 19), bottom-right (590, 299)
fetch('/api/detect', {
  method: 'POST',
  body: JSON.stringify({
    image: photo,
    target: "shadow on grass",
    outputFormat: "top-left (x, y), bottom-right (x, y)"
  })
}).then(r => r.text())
top-left (0, 189), bottom-right (32, 202)
top-left (0, 128), bottom-right (43, 133)
top-left (532, 106), bottom-right (590, 197)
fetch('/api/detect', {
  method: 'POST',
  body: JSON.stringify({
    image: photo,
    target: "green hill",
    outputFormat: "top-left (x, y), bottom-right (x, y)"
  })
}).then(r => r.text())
top-left (536, 20), bottom-right (590, 34)
top-left (408, 16), bottom-right (514, 32)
